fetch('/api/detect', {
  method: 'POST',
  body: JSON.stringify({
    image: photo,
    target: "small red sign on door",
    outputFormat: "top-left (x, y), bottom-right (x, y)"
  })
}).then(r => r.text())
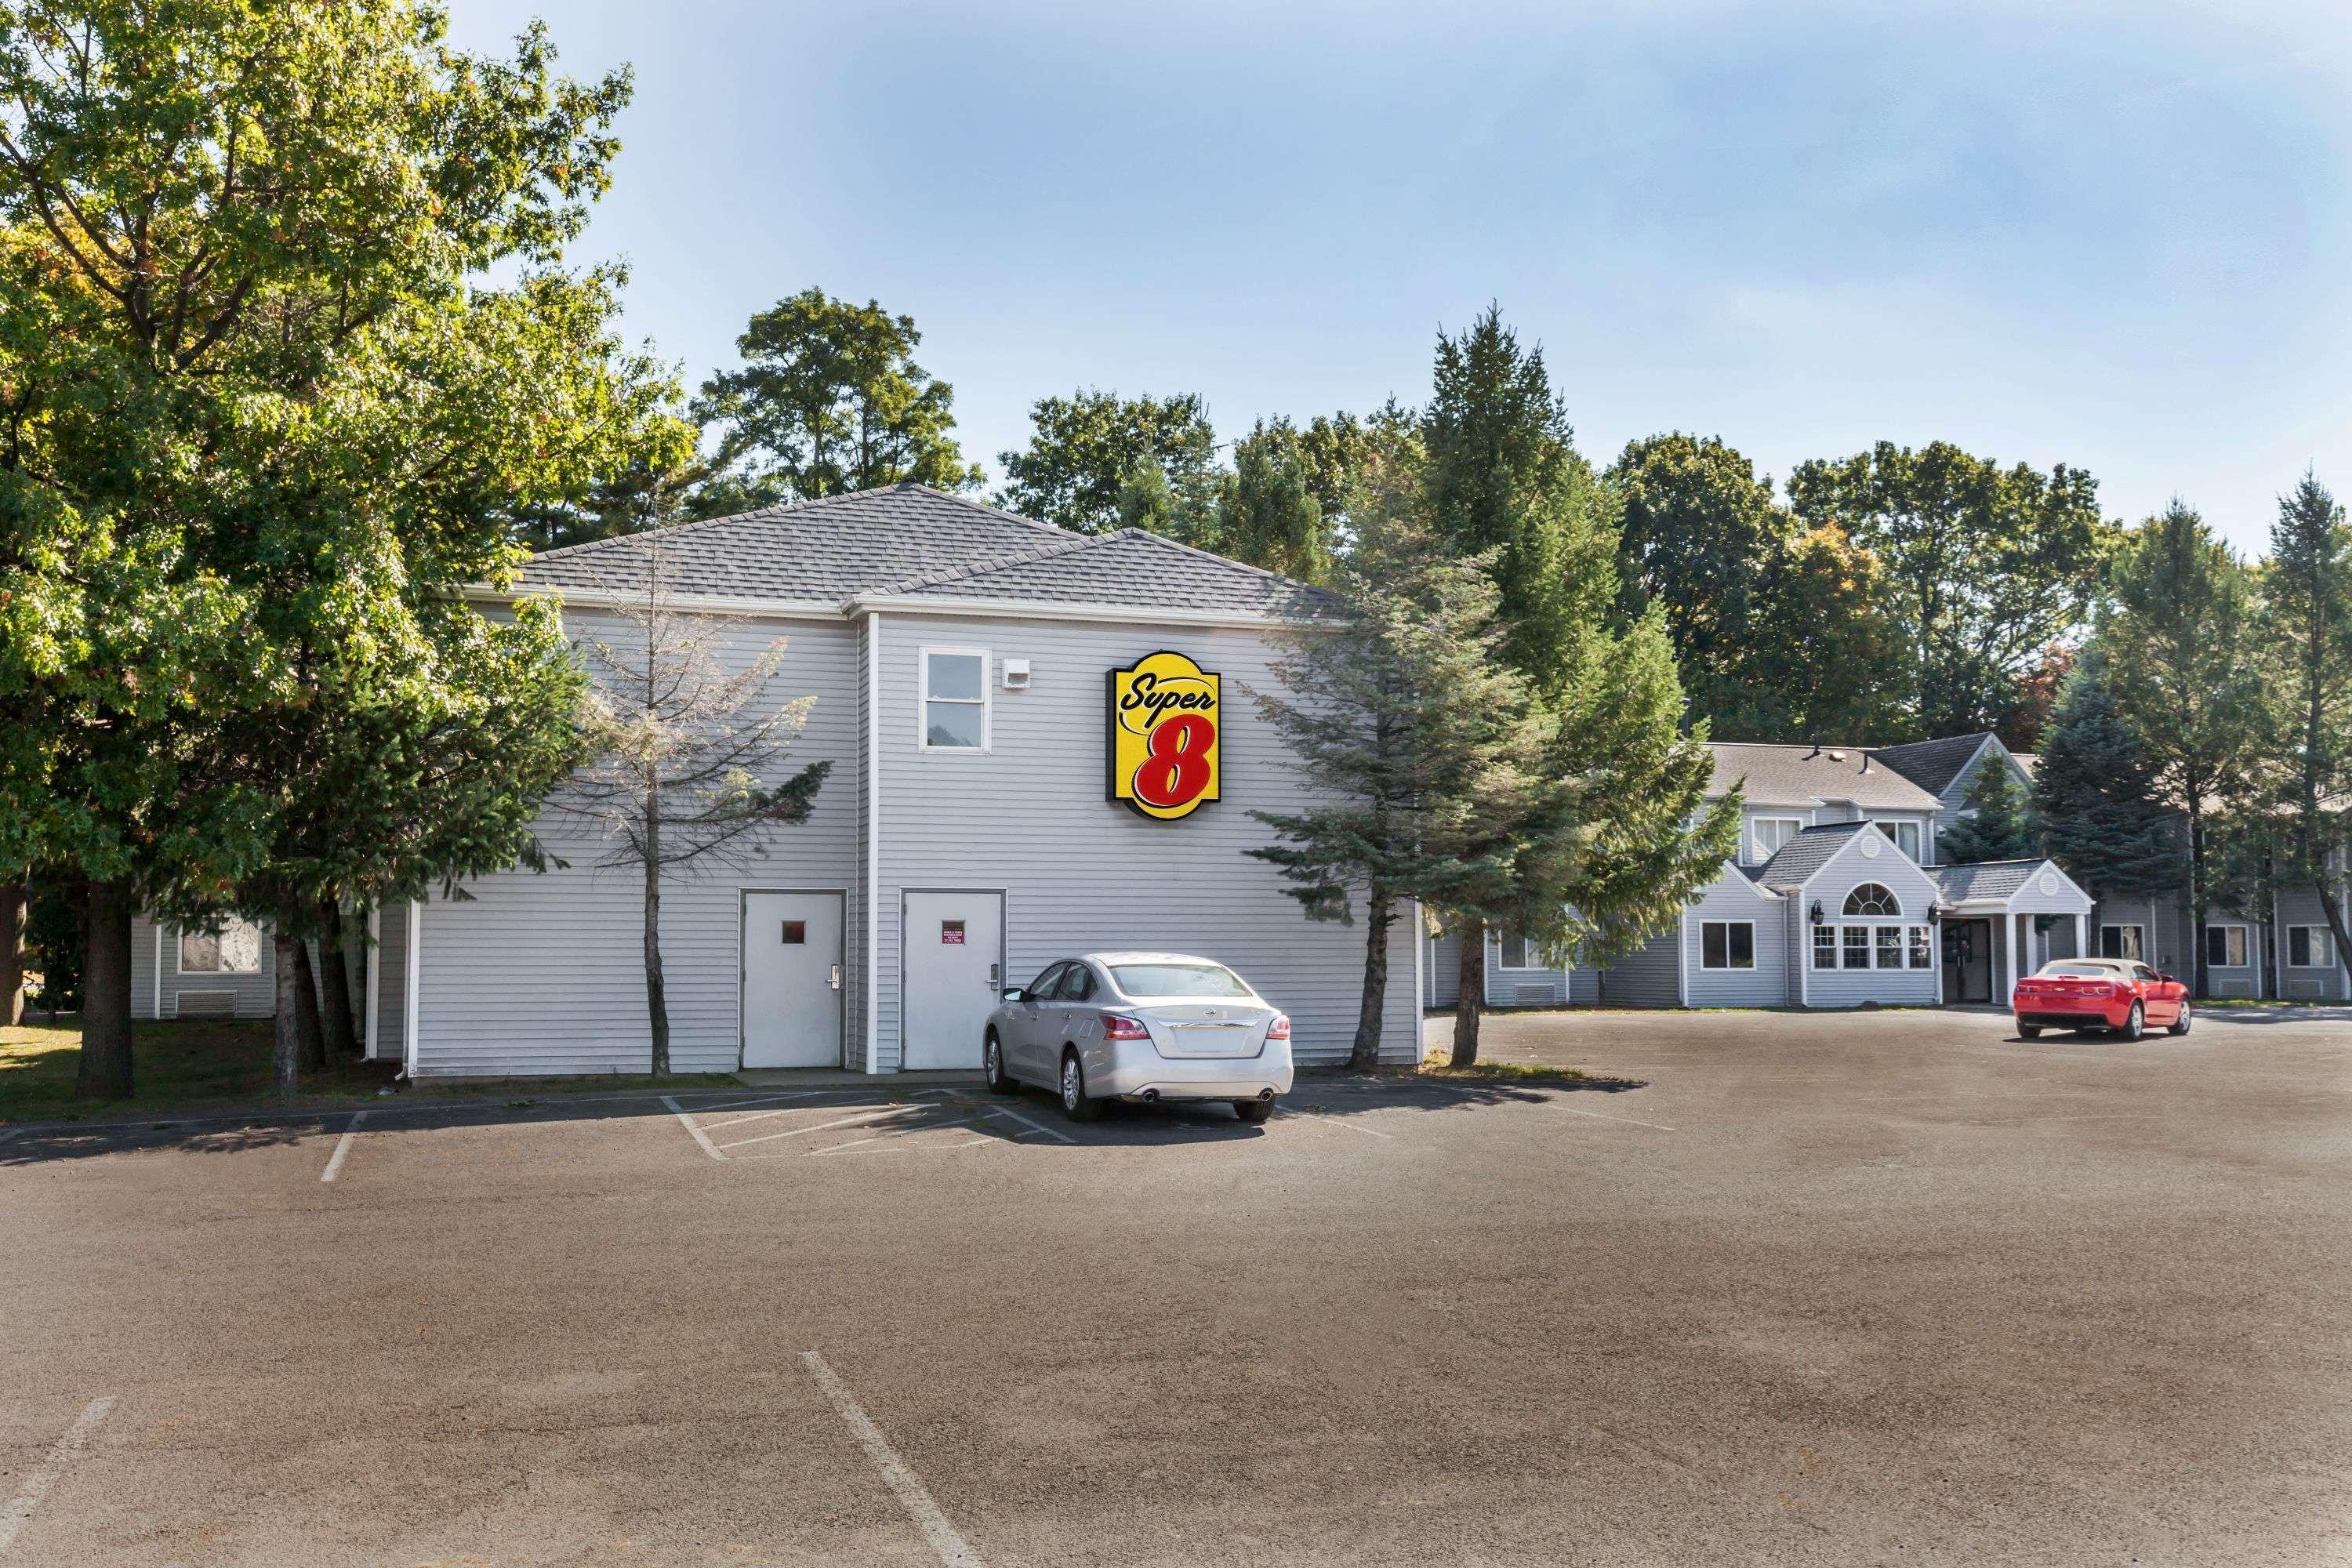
top-left (942, 920), bottom-right (966, 945)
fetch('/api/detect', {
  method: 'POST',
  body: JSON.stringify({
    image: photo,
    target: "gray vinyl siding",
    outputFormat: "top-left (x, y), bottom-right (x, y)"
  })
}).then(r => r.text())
top-left (130, 913), bottom-right (279, 1019)
top-left (1425, 931), bottom-right (1460, 1007)
top-left (1933, 742), bottom-right (2027, 861)
top-left (1423, 930), bottom-right (1573, 1007)
top-left (1599, 926), bottom-right (1681, 1007)
top-left (873, 613), bottom-right (1421, 1069)
top-left (1568, 967), bottom-right (1601, 1004)
top-left (370, 905), bottom-right (409, 1062)
top-left (1796, 844), bottom-right (1940, 1007)
top-left (412, 611), bottom-right (863, 1078)
top-left (1681, 871), bottom-right (1790, 1007)
top-left (845, 615), bottom-right (874, 1070)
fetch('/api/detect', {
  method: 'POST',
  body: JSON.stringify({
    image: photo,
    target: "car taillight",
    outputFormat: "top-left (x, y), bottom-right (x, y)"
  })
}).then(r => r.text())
top-left (1267, 1014), bottom-right (1290, 1040)
top-left (1101, 1013), bottom-right (1152, 1041)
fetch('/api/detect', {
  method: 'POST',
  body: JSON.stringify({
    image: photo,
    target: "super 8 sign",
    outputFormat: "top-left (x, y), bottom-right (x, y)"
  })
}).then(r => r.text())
top-left (1106, 651), bottom-right (1221, 821)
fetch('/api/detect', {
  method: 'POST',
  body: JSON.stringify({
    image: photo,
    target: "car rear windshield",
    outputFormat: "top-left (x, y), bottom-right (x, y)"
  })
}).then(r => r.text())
top-left (2039, 964), bottom-right (2115, 978)
top-left (1109, 963), bottom-right (1251, 998)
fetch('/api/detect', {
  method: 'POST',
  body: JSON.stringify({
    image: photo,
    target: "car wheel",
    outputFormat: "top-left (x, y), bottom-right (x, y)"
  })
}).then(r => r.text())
top-left (2168, 1002), bottom-right (2192, 1036)
top-left (1232, 1098), bottom-right (1274, 1124)
top-left (1059, 1050), bottom-right (1102, 1123)
top-left (2117, 1001), bottom-right (2144, 1041)
top-left (983, 1031), bottom-right (1017, 1095)
top-left (2018, 1025), bottom-right (2042, 1040)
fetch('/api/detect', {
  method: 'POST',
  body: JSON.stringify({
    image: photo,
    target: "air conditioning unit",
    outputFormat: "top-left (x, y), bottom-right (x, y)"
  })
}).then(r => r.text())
top-left (1002, 659), bottom-right (1030, 691)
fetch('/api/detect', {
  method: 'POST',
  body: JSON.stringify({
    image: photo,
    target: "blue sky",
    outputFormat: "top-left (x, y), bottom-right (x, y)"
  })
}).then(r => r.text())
top-left (449, 0), bottom-right (2352, 554)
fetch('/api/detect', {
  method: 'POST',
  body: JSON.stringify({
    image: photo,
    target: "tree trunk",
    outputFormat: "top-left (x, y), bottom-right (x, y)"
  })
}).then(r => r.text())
top-left (75, 880), bottom-right (136, 1100)
top-left (315, 902), bottom-right (359, 1057)
top-left (643, 789), bottom-right (669, 1076)
top-left (1, 871), bottom-right (25, 1028)
top-left (1451, 920), bottom-right (1485, 1068)
top-left (290, 935), bottom-right (325, 1071)
top-left (2315, 880), bottom-right (2352, 996)
top-left (1350, 887), bottom-right (1391, 1071)
top-left (271, 933), bottom-right (304, 1093)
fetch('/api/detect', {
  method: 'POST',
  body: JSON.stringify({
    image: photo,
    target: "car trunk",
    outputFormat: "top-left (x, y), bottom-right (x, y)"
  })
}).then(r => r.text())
top-left (1145, 1004), bottom-right (1270, 1059)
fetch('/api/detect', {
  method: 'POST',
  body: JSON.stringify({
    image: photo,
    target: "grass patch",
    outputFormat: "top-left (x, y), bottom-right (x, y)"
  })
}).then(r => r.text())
top-left (1419, 1058), bottom-right (1590, 1083)
top-left (1, 1015), bottom-right (737, 1125)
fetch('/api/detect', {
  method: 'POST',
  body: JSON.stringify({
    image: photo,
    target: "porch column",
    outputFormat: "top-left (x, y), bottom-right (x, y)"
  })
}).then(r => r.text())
top-left (2004, 913), bottom-right (2020, 1003)
top-left (2073, 912), bottom-right (2085, 960)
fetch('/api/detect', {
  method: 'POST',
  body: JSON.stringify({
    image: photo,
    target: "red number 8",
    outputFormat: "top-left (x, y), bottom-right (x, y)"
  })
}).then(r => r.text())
top-left (1133, 714), bottom-right (1214, 808)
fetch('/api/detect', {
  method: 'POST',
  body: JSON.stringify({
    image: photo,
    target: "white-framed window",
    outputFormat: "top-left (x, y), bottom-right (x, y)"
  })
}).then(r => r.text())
top-left (1907, 925), bottom-right (1932, 968)
top-left (1812, 924), bottom-right (1838, 971)
top-left (1494, 932), bottom-right (1547, 970)
top-left (1842, 925), bottom-right (1871, 968)
top-left (2204, 924), bottom-right (2249, 969)
top-left (2288, 925), bottom-right (2334, 968)
top-left (1843, 883), bottom-right (1901, 918)
top-left (2100, 924), bottom-right (2144, 961)
top-left (1748, 816), bottom-right (1802, 866)
top-left (919, 647), bottom-right (989, 752)
top-left (1700, 920), bottom-right (1755, 970)
top-left (1874, 925), bottom-right (1904, 969)
top-left (1872, 820), bottom-right (1922, 862)
top-left (178, 917), bottom-right (262, 975)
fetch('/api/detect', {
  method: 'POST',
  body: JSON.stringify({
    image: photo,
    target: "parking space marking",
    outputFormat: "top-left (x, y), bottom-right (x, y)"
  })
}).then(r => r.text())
top-left (714, 1104), bottom-right (928, 1152)
top-left (1552, 1103), bottom-right (1677, 1131)
top-left (813, 1132), bottom-right (996, 1156)
top-left (0, 1396), bottom-right (114, 1557)
top-left (319, 1111), bottom-right (368, 1183)
top-left (975, 1102), bottom-right (1078, 1145)
top-left (1283, 1105), bottom-right (1394, 1139)
top-left (688, 1091), bottom-right (827, 1116)
top-left (662, 1094), bottom-right (727, 1162)
top-left (800, 1351), bottom-right (983, 1568)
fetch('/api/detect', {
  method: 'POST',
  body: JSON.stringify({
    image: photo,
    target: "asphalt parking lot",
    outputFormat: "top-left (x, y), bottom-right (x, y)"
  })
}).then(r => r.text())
top-left (4, 1005), bottom-right (2350, 1566)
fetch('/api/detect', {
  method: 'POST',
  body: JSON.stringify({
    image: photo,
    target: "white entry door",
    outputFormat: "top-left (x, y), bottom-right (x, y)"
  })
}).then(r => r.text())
top-left (901, 890), bottom-right (1004, 1069)
top-left (742, 891), bottom-right (844, 1069)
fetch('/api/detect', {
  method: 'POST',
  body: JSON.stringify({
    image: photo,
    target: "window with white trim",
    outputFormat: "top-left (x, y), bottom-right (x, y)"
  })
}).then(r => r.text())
top-left (2204, 924), bottom-right (2249, 969)
top-left (2100, 924), bottom-right (2144, 961)
top-left (1872, 820), bottom-right (1922, 861)
top-left (1843, 883), bottom-right (1901, 917)
top-left (1700, 920), bottom-right (1754, 970)
top-left (2288, 925), bottom-right (2334, 968)
top-left (920, 648), bottom-right (989, 751)
top-left (1748, 816), bottom-right (1802, 866)
top-left (1495, 932), bottom-right (1545, 970)
top-left (1842, 925), bottom-right (1870, 968)
top-left (179, 917), bottom-right (262, 975)
top-left (1812, 924), bottom-right (1837, 970)
top-left (1907, 925), bottom-right (1932, 968)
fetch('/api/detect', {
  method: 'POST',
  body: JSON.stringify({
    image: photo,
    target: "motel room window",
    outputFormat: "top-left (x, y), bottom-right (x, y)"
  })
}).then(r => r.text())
top-left (1842, 884), bottom-right (1900, 918)
top-left (1874, 925), bottom-right (1904, 969)
top-left (920, 648), bottom-right (989, 751)
top-left (1496, 933), bottom-right (1544, 970)
top-left (2204, 925), bottom-right (2249, 969)
top-left (178, 916), bottom-right (262, 975)
top-left (2100, 924), bottom-right (2145, 961)
top-left (1842, 925), bottom-right (1871, 969)
top-left (1812, 924), bottom-right (1837, 970)
top-left (1907, 925), bottom-right (1932, 969)
top-left (1748, 817), bottom-right (1801, 866)
top-left (2288, 926), bottom-right (2333, 968)
top-left (1872, 821), bottom-right (1922, 862)
top-left (1700, 920), bottom-right (1754, 971)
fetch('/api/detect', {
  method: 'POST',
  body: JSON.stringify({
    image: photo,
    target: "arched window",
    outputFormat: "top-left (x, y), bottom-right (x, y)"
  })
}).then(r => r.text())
top-left (1843, 883), bottom-right (1900, 917)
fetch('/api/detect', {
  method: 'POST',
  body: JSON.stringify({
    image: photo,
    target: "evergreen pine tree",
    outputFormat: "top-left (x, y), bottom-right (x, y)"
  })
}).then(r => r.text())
top-left (1939, 759), bottom-right (2039, 863)
top-left (2033, 653), bottom-right (2178, 909)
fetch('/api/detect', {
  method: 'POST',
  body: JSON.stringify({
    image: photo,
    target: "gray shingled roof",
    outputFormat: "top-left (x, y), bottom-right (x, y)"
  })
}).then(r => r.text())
top-left (1931, 859), bottom-right (2049, 902)
top-left (1708, 744), bottom-right (1946, 811)
top-left (506, 483), bottom-right (1328, 618)
top-left (1867, 734), bottom-right (1994, 797)
top-left (1756, 821), bottom-right (1873, 892)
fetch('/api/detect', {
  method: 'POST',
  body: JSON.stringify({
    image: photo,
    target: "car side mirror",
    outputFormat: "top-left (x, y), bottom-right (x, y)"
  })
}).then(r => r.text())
top-left (1003, 987), bottom-right (1025, 1003)
top-left (2158, 974), bottom-right (2177, 985)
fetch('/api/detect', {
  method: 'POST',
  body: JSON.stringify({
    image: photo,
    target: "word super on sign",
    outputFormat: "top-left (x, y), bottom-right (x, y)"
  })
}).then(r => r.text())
top-left (1106, 651), bottom-right (1221, 821)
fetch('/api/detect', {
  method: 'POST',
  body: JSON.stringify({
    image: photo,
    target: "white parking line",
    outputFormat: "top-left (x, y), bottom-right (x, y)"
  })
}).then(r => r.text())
top-left (1554, 1103), bottom-right (1676, 1132)
top-left (662, 1095), bottom-right (726, 1162)
top-left (800, 1352), bottom-right (983, 1568)
top-left (978, 1103), bottom-right (1078, 1145)
top-left (685, 1091), bottom-right (827, 1115)
top-left (811, 1134), bottom-right (994, 1157)
top-left (0, 1396), bottom-right (114, 1557)
top-left (319, 1112), bottom-right (368, 1182)
top-left (714, 1105), bottom-right (924, 1152)
top-left (1282, 1106), bottom-right (1393, 1139)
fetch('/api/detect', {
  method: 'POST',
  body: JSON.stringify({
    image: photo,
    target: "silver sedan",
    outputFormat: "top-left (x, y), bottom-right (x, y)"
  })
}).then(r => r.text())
top-left (982, 952), bottom-right (1294, 1123)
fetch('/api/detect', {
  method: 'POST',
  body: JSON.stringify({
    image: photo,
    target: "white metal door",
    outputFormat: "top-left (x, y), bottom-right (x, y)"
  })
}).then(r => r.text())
top-left (742, 891), bottom-right (844, 1069)
top-left (902, 890), bottom-right (1004, 1070)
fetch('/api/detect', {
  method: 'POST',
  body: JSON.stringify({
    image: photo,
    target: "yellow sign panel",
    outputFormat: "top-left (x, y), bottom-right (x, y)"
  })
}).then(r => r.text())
top-left (1106, 651), bottom-right (1221, 821)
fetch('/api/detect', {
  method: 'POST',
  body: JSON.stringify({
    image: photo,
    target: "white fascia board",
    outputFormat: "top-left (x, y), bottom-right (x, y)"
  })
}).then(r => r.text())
top-left (1797, 823), bottom-right (1941, 903)
top-left (842, 592), bottom-right (1295, 628)
top-left (457, 583), bottom-right (845, 621)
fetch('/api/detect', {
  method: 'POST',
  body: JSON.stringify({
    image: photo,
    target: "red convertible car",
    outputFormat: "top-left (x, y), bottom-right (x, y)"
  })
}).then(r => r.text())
top-left (2012, 958), bottom-right (2190, 1040)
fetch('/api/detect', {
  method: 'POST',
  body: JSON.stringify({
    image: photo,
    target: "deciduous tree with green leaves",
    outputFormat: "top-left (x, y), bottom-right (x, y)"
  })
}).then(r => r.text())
top-left (2099, 501), bottom-right (2263, 996)
top-left (996, 390), bottom-right (1218, 534)
top-left (690, 287), bottom-right (980, 515)
top-left (0, 0), bottom-right (684, 1096)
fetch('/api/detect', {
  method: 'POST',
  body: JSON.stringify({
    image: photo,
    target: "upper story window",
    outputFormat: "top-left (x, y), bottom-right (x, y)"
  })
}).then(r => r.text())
top-left (1748, 816), bottom-right (1802, 866)
top-left (1843, 883), bottom-right (1901, 918)
top-left (179, 916), bottom-right (262, 975)
top-left (920, 648), bottom-right (989, 752)
top-left (1872, 820), bottom-right (1922, 861)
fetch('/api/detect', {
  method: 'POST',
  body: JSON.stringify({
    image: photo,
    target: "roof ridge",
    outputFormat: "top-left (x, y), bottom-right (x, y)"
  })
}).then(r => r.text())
top-left (524, 483), bottom-right (1080, 566)
top-left (886, 481), bottom-right (1083, 543)
top-left (864, 531), bottom-right (1107, 597)
top-left (1101, 526), bottom-right (1321, 591)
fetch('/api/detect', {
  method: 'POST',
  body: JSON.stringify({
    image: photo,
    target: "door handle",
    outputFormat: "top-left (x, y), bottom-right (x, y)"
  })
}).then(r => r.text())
top-left (829, 964), bottom-right (841, 992)
top-left (988, 962), bottom-right (1000, 989)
